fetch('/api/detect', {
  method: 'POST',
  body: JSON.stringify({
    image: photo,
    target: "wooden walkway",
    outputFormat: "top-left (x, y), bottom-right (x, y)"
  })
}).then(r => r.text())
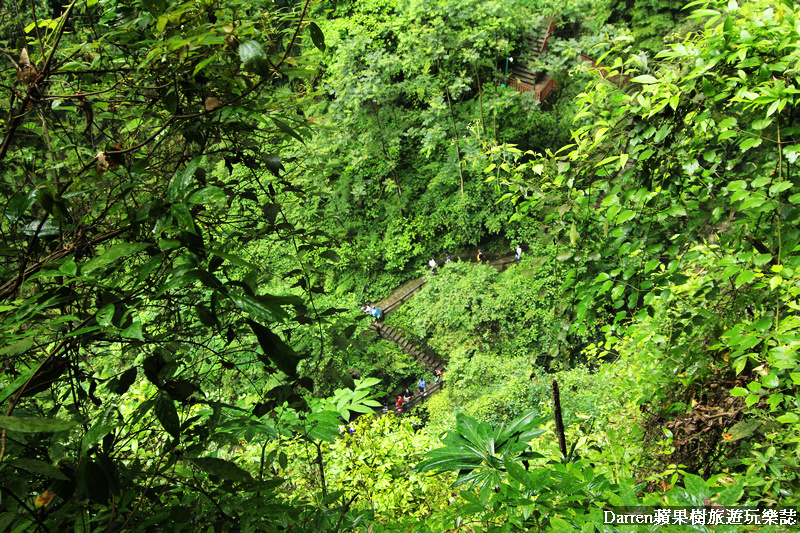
top-left (505, 17), bottom-right (558, 101)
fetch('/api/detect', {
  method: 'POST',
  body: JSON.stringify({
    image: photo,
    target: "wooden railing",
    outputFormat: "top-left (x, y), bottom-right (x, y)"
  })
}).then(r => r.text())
top-left (508, 78), bottom-right (534, 93)
top-left (541, 19), bottom-right (557, 52)
top-left (535, 75), bottom-right (556, 101)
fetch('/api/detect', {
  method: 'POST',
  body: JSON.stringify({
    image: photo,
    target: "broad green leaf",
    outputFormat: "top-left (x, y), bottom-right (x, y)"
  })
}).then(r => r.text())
top-left (556, 250), bottom-right (573, 261)
top-left (734, 269), bottom-right (756, 287)
top-left (761, 373), bottom-right (780, 388)
top-left (0, 366), bottom-right (37, 404)
top-left (498, 410), bottom-right (547, 444)
top-left (187, 186), bottom-right (226, 204)
top-left (167, 157), bottom-right (202, 203)
top-left (230, 293), bottom-right (290, 322)
top-left (616, 209), bottom-right (636, 224)
top-left (654, 124), bottom-right (671, 143)
top-left (776, 412), bottom-right (799, 424)
top-left (769, 181), bottom-right (792, 196)
top-left (631, 74), bottom-right (658, 84)
top-left (723, 15), bottom-right (734, 35)
top-left (683, 473), bottom-right (709, 498)
top-left (59, 259), bottom-right (77, 276)
top-left (246, 319), bottom-right (303, 379)
top-left (0, 415), bottom-right (77, 433)
top-left (154, 392), bottom-right (180, 440)
top-left (9, 458), bottom-right (69, 480)
top-left (416, 449), bottom-right (483, 474)
top-left (121, 322), bottom-right (144, 341)
top-left (82, 243), bottom-right (152, 275)
top-left (113, 367), bottom-right (138, 395)
top-left (319, 250), bottom-right (340, 262)
top-left (728, 419), bottom-right (762, 441)
top-left (272, 118), bottom-right (305, 144)
top-left (82, 423), bottom-right (115, 454)
top-left (188, 457), bottom-right (252, 482)
top-left (308, 22), bottom-right (326, 52)
top-left (96, 304), bottom-right (114, 327)
top-left (354, 377), bottom-right (382, 390)
top-left (739, 137), bottom-right (762, 151)
top-left (238, 39), bottom-right (269, 74)
top-left (751, 118), bottom-right (772, 130)
top-left (716, 478), bottom-right (744, 506)
top-left (170, 203), bottom-right (196, 233)
top-left (0, 337), bottom-right (34, 357)
top-left (753, 253), bottom-right (772, 266)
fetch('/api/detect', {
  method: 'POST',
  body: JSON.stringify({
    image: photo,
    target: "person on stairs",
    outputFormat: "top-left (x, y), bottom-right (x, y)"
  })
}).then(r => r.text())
top-left (477, 249), bottom-right (485, 264)
top-left (419, 377), bottom-right (427, 396)
top-left (428, 257), bottom-right (437, 275)
top-left (396, 395), bottom-right (404, 412)
top-left (363, 304), bottom-right (383, 322)
top-left (403, 388), bottom-right (413, 403)
top-left (515, 244), bottom-right (523, 262)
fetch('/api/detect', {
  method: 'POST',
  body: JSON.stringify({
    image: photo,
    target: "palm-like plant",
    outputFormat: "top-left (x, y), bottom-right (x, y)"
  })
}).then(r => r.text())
top-left (416, 410), bottom-right (546, 488)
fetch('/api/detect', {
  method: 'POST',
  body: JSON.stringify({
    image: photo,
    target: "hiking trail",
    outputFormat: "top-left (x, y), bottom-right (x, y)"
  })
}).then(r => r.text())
top-left (368, 252), bottom-right (518, 416)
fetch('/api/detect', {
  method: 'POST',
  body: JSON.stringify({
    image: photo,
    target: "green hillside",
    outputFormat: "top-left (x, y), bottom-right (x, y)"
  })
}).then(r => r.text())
top-left (0, 0), bottom-right (798, 531)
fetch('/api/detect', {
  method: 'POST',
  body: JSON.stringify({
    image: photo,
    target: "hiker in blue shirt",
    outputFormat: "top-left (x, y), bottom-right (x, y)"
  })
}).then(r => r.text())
top-left (418, 377), bottom-right (426, 395)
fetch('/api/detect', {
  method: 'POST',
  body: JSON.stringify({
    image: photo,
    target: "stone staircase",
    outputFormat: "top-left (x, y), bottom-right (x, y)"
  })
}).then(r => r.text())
top-left (373, 253), bottom-right (519, 317)
top-left (368, 252), bottom-right (519, 416)
top-left (373, 277), bottom-right (427, 317)
top-left (380, 380), bottom-right (444, 416)
top-left (369, 323), bottom-right (445, 373)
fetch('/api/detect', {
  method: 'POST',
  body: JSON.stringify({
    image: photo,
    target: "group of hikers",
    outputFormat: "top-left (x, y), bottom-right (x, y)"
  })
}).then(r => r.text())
top-left (360, 246), bottom-right (524, 419)
top-left (385, 369), bottom-right (444, 414)
top-left (360, 304), bottom-right (383, 321)
top-left (428, 245), bottom-right (523, 274)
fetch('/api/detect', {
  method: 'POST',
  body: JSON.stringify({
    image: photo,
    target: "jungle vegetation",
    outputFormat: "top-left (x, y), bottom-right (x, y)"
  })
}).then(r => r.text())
top-left (0, 0), bottom-right (798, 531)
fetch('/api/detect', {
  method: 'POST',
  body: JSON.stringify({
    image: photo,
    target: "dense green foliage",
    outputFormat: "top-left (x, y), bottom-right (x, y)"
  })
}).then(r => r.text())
top-left (1, 0), bottom-right (800, 530)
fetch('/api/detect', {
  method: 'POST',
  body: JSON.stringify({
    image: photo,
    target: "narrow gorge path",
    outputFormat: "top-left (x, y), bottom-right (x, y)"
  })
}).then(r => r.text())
top-left (368, 253), bottom-right (518, 416)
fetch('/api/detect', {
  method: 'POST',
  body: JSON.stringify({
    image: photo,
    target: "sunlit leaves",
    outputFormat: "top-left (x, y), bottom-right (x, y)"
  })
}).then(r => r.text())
top-left (326, 377), bottom-right (383, 421)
